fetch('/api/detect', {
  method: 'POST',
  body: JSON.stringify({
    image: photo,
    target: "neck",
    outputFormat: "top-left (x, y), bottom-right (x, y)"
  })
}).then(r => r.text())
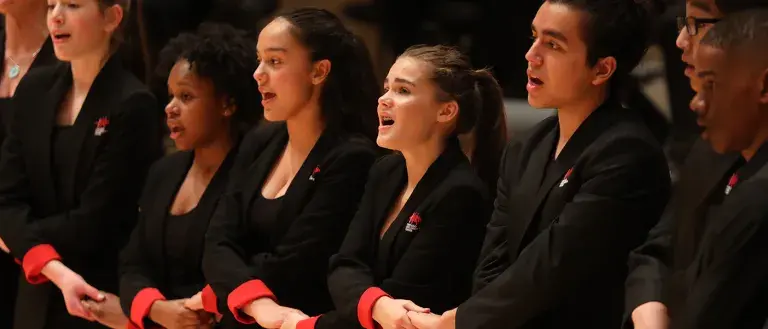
top-left (192, 134), bottom-right (234, 177)
top-left (286, 102), bottom-right (325, 156)
top-left (400, 137), bottom-right (445, 189)
top-left (741, 115), bottom-right (768, 161)
top-left (70, 47), bottom-right (110, 94)
top-left (556, 88), bottom-right (608, 156)
top-left (3, 5), bottom-right (48, 55)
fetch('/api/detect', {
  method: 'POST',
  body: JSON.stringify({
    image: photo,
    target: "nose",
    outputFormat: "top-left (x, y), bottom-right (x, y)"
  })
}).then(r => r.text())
top-left (525, 43), bottom-right (542, 68)
top-left (48, 4), bottom-right (64, 25)
top-left (378, 91), bottom-right (393, 109)
top-left (253, 63), bottom-right (267, 85)
top-left (165, 100), bottom-right (180, 117)
top-left (689, 92), bottom-right (707, 114)
top-left (676, 28), bottom-right (689, 52)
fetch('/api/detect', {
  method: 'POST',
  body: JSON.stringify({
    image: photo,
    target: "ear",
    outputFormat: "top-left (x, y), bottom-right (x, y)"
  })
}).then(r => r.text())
top-left (102, 4), bottom-right (124, 35)
top-left (591, 56), bottom-right (617, 86)
top-left (436, 101), bottom-right (459, 124)
top-left (311, 59), bottom-right (331, 85)
top-left (759, 67), bottom-right (768, 105)
top-left (222, 98), bottom-right (237, 118)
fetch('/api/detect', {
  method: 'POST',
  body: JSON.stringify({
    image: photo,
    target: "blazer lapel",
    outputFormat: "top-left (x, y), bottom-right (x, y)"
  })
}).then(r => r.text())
top-left (506, 128), bottom-right (556, 257)
top-left (241, 126), bottom-right (288, 216)
top-left (144, 152), bottom-right (193, 274)
top-left (183, 149), bottom-right (239, 265)
top-left (378, 140), bottom-right (468, 269)
top-left (372, 158), bottom-right (407, 278)
top-left (65, 59), bottom-right (123, 204)
top-left (25, 66), bottom-right (71, 210)
top-left (509, 99), bottom-right (623, 255)
top-left (270, 130), bottom-right (338, 243)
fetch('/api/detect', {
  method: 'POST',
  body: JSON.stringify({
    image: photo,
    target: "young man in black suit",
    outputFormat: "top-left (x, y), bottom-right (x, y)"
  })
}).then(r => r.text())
top-left (407, 0), bottom-right (671, 328)
top-left (627, 9), bottom-right (768, 329)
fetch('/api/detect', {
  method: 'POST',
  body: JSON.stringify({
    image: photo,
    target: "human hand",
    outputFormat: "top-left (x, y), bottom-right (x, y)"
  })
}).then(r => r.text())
top-left (632, 302), bottom-right (669, 329)
top-left (279, 311), bottom-right (309, 329)
top-left (372, 296), bottom-right (430, 329)
top-left (82, 292), bottom-right (129, 329)
top-left (149, 299), bottom-right (211, 329)
top-left (42, 260), bottom-right (104, 321)
top-left (407, 311), bottom-right (441, 329)
top-left (246, 298), bottom-right (306, 329)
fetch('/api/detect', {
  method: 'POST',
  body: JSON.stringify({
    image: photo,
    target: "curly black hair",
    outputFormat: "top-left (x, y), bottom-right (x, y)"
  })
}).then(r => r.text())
top-left (157, 22), bottom-right (262, 132)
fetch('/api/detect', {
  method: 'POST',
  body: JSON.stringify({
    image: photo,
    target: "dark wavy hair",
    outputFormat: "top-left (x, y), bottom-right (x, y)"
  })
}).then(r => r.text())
top-left (275, 7), bottom-right (380, 142)
top-left (156, 22), bottom-right (262, 133)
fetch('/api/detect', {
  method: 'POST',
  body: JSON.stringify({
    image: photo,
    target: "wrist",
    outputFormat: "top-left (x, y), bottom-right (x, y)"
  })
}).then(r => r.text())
top-left (371, 296), bottom-right (393, 321)
top-left (40, 260), bottom-right (67, 286)
top-left (148, 300), bottom-right (166, 323)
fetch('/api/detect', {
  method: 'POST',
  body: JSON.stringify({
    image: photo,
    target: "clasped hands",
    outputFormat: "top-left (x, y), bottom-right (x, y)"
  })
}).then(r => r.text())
top-left (372, 296), bottom-right (456, 329)
top-left (241, 297), bottom-right (308, 329)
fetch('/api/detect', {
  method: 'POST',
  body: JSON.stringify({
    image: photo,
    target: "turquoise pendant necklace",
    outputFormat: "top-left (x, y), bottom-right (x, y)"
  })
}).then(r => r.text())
top-left (6, 48), bottom-right (40, 79)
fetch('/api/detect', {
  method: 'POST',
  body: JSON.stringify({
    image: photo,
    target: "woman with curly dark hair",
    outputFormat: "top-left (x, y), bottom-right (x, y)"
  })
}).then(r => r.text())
top-left (81, 22), bottom-right (261, 329)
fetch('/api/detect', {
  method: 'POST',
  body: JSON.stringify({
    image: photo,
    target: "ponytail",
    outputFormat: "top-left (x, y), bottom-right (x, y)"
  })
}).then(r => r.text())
top-left (469, 69), bottom-right (508, 199)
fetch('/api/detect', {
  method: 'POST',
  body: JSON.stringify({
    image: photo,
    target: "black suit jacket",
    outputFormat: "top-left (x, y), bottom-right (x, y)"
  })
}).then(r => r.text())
top-left (119, 148), bottom-right (237, 328)
top-left (625, 139), bottom-right (768, 329)
top-left (302, 139), bottom-right (490, 329)
top-left (0, 57), bottom-right (163, 329)
top-left (456, 99), bottom-right (671, 329)
top-left (624, 139), bottom-right (740, 321)
top-left (202, 122), bottom-right (378, 327)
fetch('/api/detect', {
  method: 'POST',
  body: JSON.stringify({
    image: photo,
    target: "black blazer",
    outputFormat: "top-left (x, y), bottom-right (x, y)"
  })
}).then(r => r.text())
top-left (625, 140), bottom-right (768, 329)
top-left (0, 57), bottom-right (163, 329)
top-left (0, 28), bottom-right (58, 329)
top-left (300, 139), bottom-right (490, 329)
top-left (624, 139), bottom-right (740, 323)
top-left (456, 99), bottom-right (671, 329)
top-left (119, 148), bottom-right (237, 329)
top-left (202, 122), bottom-right (378, 327)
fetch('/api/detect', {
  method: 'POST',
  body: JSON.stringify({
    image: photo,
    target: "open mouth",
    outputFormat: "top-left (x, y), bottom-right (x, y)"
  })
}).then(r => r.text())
top-left (168, 124), bottom-right (184, 139)
top-left (380, 114), bottom-right (394, 127)
top-left (529, 76), bottom-right (544, 86)
top-left (52, 33), bottom-right (71, 42)
top-left (262, 92), bottom-right (276, 101)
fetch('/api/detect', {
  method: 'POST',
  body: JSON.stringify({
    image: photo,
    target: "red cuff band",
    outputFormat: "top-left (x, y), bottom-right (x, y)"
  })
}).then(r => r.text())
top-left (227, 279), bottom-right (277, 324)
top-left (22, 244), bottom-right (61, 284)
top-left (201, 284), bottom-right (220, 315)
top-left (358, 287), bottom-right (390, 329)
top-left (297, 316), bottom-right (321, 329)
top-left (130, 288), bottom-right (166, 329)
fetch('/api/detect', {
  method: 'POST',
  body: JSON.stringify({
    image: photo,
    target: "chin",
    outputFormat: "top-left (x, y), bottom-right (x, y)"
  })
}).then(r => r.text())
top-left (527, 95), bottom-right (552, 109)
top-left (376, 136), bottom-right (398, 151)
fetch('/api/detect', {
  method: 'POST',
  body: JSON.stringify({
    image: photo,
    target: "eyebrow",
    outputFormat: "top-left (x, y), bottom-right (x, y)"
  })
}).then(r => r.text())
top-left (531, 25), bottom-right (569, 43)
top-left (260, 47), bottom-right (287, 53)
top-left (385, 77), bottom-right (416, 86)
top-left (691, 1), bottom-right (713, 13)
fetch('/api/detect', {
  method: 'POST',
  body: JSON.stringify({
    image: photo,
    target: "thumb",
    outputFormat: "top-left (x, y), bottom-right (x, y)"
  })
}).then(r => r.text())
top-left (82, 285), bottom-right (105, 302)
top-left (402, 301), bottom-right (430, 313)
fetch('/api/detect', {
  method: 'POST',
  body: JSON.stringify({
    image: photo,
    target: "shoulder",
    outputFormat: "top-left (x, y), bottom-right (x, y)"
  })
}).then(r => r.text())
top-left (15, 63), bottom-right (68, 96)
top-left (239, 121), bottom-right (285, 151)
top-left (323, 134), bottom-right (379, 167)
top-left (581, 111), bottom-right (666, 169)
top-left (439, 163), bottom-right (488, 203)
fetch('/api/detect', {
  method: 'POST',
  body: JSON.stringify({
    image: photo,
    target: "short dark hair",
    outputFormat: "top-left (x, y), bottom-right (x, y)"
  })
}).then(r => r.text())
top-left (276, 7), bottom-right (380, 142)
top-left (157, 22), bottom-right (262, 131)
top-left (715, 0), bottom-right (768, 14)
top-left (546, 0), bottom-right (662, 87)
top-left (399, 45), bottom-right (507, 198)
top-left (701, 9), bottom-right (768, 60)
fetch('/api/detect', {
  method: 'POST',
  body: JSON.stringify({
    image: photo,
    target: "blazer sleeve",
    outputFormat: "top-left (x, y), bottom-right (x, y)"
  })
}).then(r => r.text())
top-left (472, 146), bottom-right (513, 293)
top-left (119, 167), bottom-right (166, 329)
top-left (352, 187), bottom-right (487, 329)
top-left (455, 138), bottom-right (670, 329)
top-left (674, 200), bottom-right (768, 329)
top-left (0, 92), bottom-right (160, 283)
top-left (623, 201), bottom-right (675, 318)
top-left (204, 144), bottom-right (376, 324)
